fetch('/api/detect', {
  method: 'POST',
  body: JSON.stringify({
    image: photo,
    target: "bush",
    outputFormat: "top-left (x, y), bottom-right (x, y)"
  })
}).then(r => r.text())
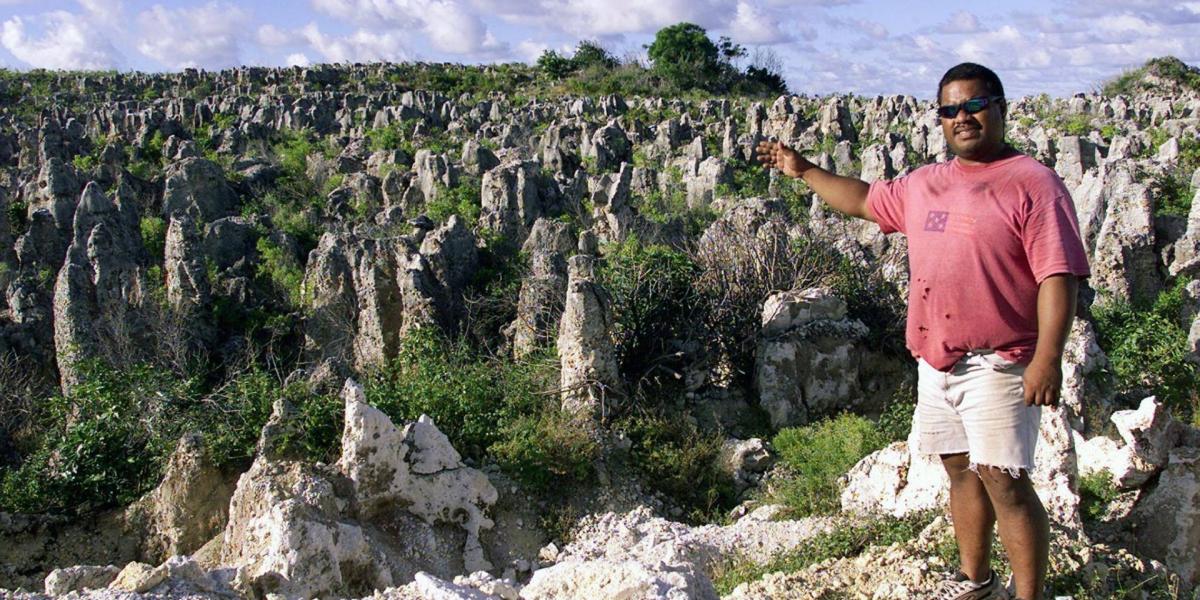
top-left (364, 328), bottom-right (552, 459)
top-left (597, 237), bottom-right (701, 391)
top-left (1092, 279), bottom-right (1199, 421)
top-left (769, 414), bottom-right (888, 517)
top-left (255, 237), bottom-right (306, 309)
top-left (426, 176), bottom-right (482, 227)
top-left (140, 216), bottom-right (167, 263)
top-left (1078, 471), bottom-right (1120, 522)
top-left (646, 22), bottom-right (723, 91)
top-left (619, 412), bottom-right (737, 523)
top-left (0, 356), bottom-right (339, 515)
top-left (0, 362), bottom-right (193, 513)
top-left (490, 409), bottom-right (598, 492)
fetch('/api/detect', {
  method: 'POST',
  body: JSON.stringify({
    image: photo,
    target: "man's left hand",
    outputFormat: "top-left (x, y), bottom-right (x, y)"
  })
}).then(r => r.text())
top-left (1022, 359), bottom-right (1062, 407)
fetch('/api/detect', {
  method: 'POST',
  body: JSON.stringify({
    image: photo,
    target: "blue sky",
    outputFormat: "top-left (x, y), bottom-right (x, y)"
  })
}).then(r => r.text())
top-left (0, 0), bottom-right (1197, 97)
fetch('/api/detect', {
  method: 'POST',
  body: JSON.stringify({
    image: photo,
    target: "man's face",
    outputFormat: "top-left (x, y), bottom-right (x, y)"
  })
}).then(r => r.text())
top-left (939, 78), bottom-right (1006, 162)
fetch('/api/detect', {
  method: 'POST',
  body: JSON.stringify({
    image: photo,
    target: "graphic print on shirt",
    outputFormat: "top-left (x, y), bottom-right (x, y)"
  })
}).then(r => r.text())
top-left (923, 210), bottom-right (976, 235)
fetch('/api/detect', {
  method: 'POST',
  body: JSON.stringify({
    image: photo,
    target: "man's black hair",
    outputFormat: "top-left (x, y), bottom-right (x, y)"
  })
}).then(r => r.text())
top-left (937, 62), bottom-right (1005, 102)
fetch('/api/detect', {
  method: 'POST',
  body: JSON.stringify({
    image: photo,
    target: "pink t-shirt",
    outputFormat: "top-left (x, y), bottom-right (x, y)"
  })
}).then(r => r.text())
top-left (866, 153), bottom-right (1090, 371)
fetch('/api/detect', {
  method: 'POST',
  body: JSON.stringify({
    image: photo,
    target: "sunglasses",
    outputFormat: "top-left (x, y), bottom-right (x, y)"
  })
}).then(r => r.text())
top-left (937, 95), bottom-right (1004, 119)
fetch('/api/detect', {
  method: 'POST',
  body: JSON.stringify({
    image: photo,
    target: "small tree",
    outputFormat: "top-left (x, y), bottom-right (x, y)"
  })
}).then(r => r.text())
top-left (572, 40), bottom-right (619, 70)
top-left (646, 22), bottom-right (722, 90)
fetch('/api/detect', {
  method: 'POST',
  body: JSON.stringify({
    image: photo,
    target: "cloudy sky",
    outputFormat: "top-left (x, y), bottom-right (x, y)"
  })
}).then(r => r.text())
top-left (0, 0), bottom-right (1197, 98)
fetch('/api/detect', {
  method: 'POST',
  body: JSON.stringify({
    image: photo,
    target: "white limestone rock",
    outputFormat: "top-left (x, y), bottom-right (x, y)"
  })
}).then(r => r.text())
top-left (43, 565), bottom-right (120, 595)
top-left (338, 380), bottom-right (498, 572)
top-left (519, 559), bottom-right (716, 600)
top-left (1031, 406), bottom-right (1082, 530)
top-left (840, 434), bottom-right (949, 518)
top-left (755, 288), bottom-right (870, 427)
top-left (1132, 447), bottom-right (1200, 588)
top-left (414, 571), bottom-right (500, 600)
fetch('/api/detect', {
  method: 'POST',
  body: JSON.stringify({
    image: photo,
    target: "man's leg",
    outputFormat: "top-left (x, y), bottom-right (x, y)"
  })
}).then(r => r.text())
top-left (976, 466), bottom-right (1049, 600)
top-left (940, 452), bottom-right (995, 582)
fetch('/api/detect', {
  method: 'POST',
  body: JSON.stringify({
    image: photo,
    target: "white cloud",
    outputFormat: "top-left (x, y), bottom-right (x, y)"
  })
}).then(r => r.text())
top-left (257, 24), bottom-right (295, 47)
top-left (514, 39), bottom-right (549, 62)
top-left (300, 22), bottom-right (411, 63)
top-left (285, 52), bottom-right (310, 67)
top-left (136, 2), bottom-right (250, 69)
top-left (730, 1), bottom-right (789, 44)
top-left (1, 10), bottom-right (122, 69)
top-left (311, 0), bottom-right (503, 55)
top-left (938, 11), bottom-right (981, 34)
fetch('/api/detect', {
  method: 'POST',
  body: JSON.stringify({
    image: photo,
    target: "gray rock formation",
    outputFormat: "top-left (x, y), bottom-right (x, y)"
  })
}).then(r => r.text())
top-left (124, 433), bottom-right (233, 561)
top-left (52, 182), bottom-right (147, 390)
top-left (754, 288), bottom-right (870, 428)
top-left (512, 218), bottom-right (575, 357)
top-left (161, 157), bottom-right (238, 224)
top-left (480, 160), bottom-right (548, 246)
top-left (558, 255), bottom-right (622, 420)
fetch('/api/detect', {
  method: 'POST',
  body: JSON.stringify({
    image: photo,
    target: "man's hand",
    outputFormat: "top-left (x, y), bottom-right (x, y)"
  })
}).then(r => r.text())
top-left (755, 141), bottom-right (811, 179)
top-left (1022, 358), bottom-right (1062, 407)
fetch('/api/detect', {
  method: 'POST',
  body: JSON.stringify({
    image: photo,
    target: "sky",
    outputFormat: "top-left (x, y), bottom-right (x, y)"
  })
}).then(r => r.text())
top-left (0, 0), bottom-right (1197, 98)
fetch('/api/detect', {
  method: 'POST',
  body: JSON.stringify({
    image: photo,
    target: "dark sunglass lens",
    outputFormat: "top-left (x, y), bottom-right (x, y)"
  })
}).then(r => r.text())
top-left (937, 105), bottom-right (959, 118)
top-left (963, 97), bottom-right (988, 113)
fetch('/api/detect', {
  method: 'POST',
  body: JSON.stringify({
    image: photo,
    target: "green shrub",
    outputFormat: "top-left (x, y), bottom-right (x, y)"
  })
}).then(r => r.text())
top-left (0, 355), bottom-right (341, 515)
top-left (255, 237), bottom-right (306, 309)
top-left (597, 236), bottom-right (701, 387)
top-left (1078, 471), bottom-right (1120, 522)
top-left (1092, 279), bottom-right (1199, 421)
top-left (364, 329), bottom-right (550, 459)
top-left (619, 413), bottom-right (737, 524)
top-left (769, 414), bottom-right (888, 517)
top-left (0, 362), bottom-right (193, 513)
top-left (274, 129), bottom-right (317, 180)
top-left (366, 123), bottom-right (406, 152)
top-left (426, 176), bottom-right (482, 227)
top-left (490, 409), bottom-right (598, 492)
top-left (876, 380), bottom-right (916, 442)
top-left (140, 216), bottom-right (167, 263)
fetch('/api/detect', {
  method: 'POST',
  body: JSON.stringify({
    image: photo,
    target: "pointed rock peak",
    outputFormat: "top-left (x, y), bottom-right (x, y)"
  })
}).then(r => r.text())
top-left (341, 377), bottom-right (367, 407)
top-left (78, 181), bottom-right (114, 216)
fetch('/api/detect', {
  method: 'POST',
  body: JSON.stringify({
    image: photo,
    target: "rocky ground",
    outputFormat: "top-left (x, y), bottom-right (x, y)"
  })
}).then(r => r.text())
top-left (0, 59), bottom-right (1198, 598)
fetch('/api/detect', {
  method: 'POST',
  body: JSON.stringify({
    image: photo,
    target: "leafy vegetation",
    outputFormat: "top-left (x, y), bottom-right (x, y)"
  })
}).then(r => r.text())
top-left (0, 361), bottom-right (337, 514)
top-left (768, 414), bottom-right (888, 517)
top-left (618, 412), bottom-right (737, 523)
top-left (1092, 278), bottom-right (1199, 423)
top-left (1078, 471), bottom-right (1120, 522)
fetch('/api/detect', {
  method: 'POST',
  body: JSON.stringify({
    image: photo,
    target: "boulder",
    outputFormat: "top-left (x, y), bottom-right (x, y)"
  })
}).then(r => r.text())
top-left (162, 157), bottom-right (238, 224)
top-left (840, 433), bottom-right (949, 518)
top-left (1132, 447), bottom-right (1200, 588)
top-left (338, 380), bottom-right (498, 572)
top-left (124, 433), bottom-right (234, 561)
top-left (43, 565), bottom-right (120, 595)
top-left (755, 288), bottom-right (870, 427)
top-left (520, 559), bottom-right (716, 600)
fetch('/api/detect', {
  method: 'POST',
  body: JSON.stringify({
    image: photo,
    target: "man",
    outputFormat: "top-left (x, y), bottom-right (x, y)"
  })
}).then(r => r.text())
top-left (756, 63), bottom-right (1090, 600)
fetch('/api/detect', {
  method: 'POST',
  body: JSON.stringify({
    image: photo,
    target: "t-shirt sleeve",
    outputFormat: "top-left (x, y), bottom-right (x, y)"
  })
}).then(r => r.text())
top-left (1022, 182), bottom-right (1091, 283)
top-left (865, 176), bottom-right (909, 235)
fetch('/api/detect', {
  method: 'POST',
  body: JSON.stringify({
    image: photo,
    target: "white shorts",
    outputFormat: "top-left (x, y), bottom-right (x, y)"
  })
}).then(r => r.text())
top-left (914, 351), bottom-right (1040, 477)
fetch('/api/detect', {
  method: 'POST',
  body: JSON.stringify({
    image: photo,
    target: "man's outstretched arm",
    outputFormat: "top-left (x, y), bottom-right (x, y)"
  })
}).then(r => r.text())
top-left (755, 141), bottom-right (875, 222)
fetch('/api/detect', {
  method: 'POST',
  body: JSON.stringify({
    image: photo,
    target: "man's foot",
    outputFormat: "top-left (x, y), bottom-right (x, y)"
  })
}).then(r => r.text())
top-left (933, 570), bottom-right (1009, 599)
